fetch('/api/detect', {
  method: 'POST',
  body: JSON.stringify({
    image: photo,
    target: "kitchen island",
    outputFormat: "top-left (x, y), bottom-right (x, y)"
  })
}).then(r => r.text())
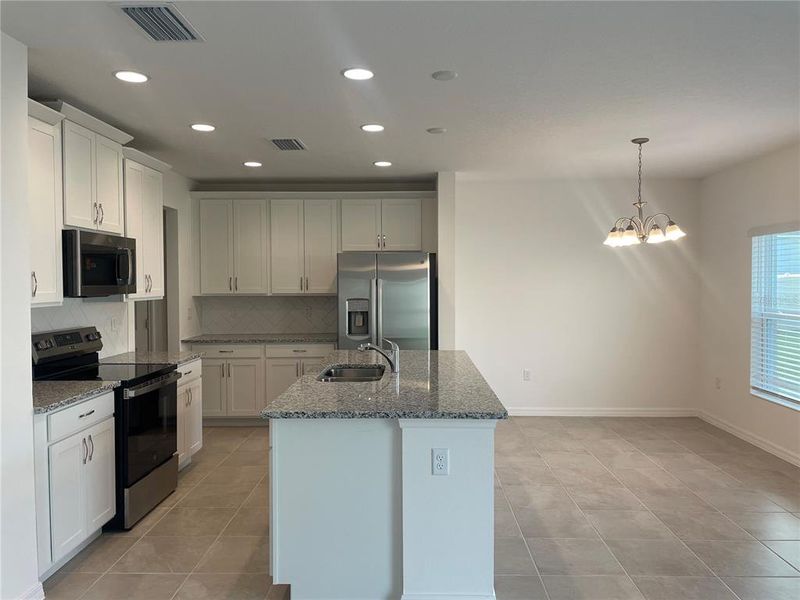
top-left (262, 349), bottom-right (506, 600)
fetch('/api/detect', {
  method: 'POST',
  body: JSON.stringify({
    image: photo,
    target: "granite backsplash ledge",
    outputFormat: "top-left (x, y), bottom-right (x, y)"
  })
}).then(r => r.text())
top-left (197, 296), bottom-right (337, 334)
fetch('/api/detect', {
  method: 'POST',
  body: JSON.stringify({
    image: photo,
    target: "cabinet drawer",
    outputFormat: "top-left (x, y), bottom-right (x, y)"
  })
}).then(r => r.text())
top-left (194, 344), bottom-right (263, 358)
top-left (178, 359), bottom-right (202, 384)
top-left (265, 343), bottom-right (336, 359)
top-left (48, 391), bottom-right (114, 443)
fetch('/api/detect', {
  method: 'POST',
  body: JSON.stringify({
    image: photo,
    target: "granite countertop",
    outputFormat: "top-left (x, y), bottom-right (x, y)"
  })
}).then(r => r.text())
top-left (33, 381), bottom-right (120, 415)
top-left (262, 350), bottom-right (507, 420)
top-left (183, 333), bottom-right (338, 345)
top-left (101, 350), bottom-right (204, 366)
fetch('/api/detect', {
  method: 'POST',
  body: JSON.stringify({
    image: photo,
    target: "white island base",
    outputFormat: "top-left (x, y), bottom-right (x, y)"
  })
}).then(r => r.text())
top-left (269, 418), bottom-right (497, 600)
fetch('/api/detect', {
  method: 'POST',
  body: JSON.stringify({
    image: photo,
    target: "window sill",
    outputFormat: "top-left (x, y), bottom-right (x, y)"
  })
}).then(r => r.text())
top-left (750, 389), bottom-right (800, 412)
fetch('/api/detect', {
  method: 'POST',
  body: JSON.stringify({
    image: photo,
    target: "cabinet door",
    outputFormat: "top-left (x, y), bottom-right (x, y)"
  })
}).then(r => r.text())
top-left (202, 359), bottom-right (227, 417)
top-left (227, 359), bottom-right (266, 417)
top-left (233, 199), bottom-right (268, 294)
top-left (304, 199), bottom-right (338, 294)
top-left (187, 380), bottom-right (203, 455)
top-left (341, 198), bottom-right (381, 251)
top-left (266, 358), bottom-right (301, 405)
top-left (28, 117), bottom-right (64, 306)
top-left (62, 120), bottom-right (96, 230)
top-left (124, 160), bottom-right (145, 299)
top-left (381, 198), bottom-right (422, 251)
top-left (142, 167), bottom-right (164, 298)
top-left (176, 383), bottom-right (189, 466)
top-left (199, 200), bottom-right (234, 294)
top-left (49, 432), bottom-right (87, 562)
top-left (95, 135), bottom-right (125, 235)
top-left (270, 199), bottom-right (304, 294)
top-left (84, 418), bottom-right (115, 532)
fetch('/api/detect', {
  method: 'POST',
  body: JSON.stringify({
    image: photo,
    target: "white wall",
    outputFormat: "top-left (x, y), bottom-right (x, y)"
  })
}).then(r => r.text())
top-left (437, 172), bottom-right (456, 349)
top-left (0, 31), bottom-right (42, 600)
top-left (452, 176), bottom-right (701, 415)
top-left (699, 143), bottom-right (800, 462)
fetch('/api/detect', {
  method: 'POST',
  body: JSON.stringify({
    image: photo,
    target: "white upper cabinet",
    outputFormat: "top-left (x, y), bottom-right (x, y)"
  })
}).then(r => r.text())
top-left (124, 156), bottom-right (165, 300)
top-left (270, 198), bottom-right (337, 294)
top-left (233, 200), bottom-right (269, 294)
top-left (28, 113), bottom-right (64, 306)
top-left (380, 198), bottom-right (422, 251)
top-left (270, 199), bottom-right (305, 294)
top-left (63, 120), bottom-right (125, 235)
top-left (341, 198), bottom-right (382, 251)
top-left (341, 198), bottom-right (422, 251)
top-left (199, 200), bottom-right (234, 294)
top-left (199, 198), bottom-right (268, 295)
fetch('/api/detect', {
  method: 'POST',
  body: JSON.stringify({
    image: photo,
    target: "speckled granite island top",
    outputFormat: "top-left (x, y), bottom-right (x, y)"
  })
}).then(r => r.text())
top-left (262, 350), bottom-right (507, 420)
top-left (101, 350), bottom-right (203, 366)
top-left (183, 333), bottom-right (337, 344)
top-left (33, 381), bottom-right (120, 414)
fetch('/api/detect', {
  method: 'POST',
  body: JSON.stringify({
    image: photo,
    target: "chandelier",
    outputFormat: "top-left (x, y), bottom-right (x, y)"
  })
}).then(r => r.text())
top-left (604, 138), bottom-right (686, 247)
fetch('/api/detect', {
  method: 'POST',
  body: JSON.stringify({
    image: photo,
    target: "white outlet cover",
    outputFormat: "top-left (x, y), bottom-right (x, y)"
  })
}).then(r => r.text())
top-left (432, 448), bottom-right (449, 476)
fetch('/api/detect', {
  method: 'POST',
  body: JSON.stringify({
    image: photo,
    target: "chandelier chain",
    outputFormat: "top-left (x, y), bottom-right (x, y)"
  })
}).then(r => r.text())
top-left (637, 142), bottom-right (643, 204)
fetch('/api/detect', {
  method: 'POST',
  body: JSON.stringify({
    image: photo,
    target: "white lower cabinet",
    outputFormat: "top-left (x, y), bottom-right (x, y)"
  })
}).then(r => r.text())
top-left (197, 346), bottom-right (266, 418)
top-left (177, 360), bottom-right (203, 469)
top-left (35, 394), bottom-right (116, 575)
top-left (265, 358), bottom-right (302, 404)
top-left (264, 344), bottom-right (336, 405)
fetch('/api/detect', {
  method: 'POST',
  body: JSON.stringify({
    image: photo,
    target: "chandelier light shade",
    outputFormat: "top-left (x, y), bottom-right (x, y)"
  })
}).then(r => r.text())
top-left (604, 138), bottom-right (686, 247)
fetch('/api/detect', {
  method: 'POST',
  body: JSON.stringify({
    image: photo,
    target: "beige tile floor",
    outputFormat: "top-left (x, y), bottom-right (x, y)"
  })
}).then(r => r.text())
top-left (43, 417), bottom-right (800, 600)
top-left (495, 416), bottom-right (800, 599)
top-left (43, 426), bottom-right (284, 600)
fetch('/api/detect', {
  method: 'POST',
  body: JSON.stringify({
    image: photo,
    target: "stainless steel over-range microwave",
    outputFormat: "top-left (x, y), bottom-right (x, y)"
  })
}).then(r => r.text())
top-left (63, 229), bottom-right (136, 297)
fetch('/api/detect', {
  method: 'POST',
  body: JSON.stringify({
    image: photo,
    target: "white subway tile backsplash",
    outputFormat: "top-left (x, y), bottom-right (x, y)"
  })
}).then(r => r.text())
top-left (31, 298), bottom-right (130, 357)
top-left (198, 296), bottom-right (337, 334)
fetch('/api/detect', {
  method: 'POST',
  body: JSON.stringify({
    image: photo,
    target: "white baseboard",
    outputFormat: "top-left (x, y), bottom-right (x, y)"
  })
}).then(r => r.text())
top-left (506, 406), bottom-right (696, 417)
top-left (698, 410), bottom-right (800, 467)
top-left (19, 583), bottom-right (44, 600)
top-left (401, 594), bottom-right (495, 600)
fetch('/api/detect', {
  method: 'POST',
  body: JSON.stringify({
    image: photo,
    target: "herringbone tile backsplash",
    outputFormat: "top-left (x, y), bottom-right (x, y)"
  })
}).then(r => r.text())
top-left (198, 296), bottom-right (337, 334)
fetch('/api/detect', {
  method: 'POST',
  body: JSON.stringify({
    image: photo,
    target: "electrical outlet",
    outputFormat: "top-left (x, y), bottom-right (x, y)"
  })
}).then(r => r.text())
top-left (432, 448), bottom-right (449, 476)
top-left (523, 369), bottom-right (531, 382)
top-left (110, 317), bottom-right (119, 332)
top-left (714, 377), bottom-right (722, 390)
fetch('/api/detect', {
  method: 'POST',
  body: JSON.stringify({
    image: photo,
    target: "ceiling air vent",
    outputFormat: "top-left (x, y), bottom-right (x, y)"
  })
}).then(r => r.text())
top-left (271, 138), bottom-right (307, 151)
top-left (120, 4), bottom-right (202, 41)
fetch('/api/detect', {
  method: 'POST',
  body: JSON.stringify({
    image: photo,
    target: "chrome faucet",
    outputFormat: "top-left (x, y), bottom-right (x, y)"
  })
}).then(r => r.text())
top-left (358, 338), bottom-right (400, 373)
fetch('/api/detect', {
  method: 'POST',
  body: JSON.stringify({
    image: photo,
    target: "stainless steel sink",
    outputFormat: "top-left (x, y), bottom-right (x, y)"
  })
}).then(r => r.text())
top-left (317, 364), bottom-right (386, 382)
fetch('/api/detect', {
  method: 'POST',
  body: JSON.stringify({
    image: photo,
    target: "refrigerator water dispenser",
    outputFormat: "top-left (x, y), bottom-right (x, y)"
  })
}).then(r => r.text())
top-left (345, 298), bottom-right (370, 338)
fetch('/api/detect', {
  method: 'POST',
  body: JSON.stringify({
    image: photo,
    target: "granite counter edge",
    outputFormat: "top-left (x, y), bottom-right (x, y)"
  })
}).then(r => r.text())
top-left (34, 382), bottom-right (121, 415)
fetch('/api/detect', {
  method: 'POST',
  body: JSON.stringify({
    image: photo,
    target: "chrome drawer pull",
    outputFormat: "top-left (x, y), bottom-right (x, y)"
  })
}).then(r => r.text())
top-left (79, 409), bottom-right (95, 419)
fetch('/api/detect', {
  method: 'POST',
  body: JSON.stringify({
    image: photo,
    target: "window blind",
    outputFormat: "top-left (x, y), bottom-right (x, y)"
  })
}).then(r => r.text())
top-left (751, 230), bottom-right (800, 404)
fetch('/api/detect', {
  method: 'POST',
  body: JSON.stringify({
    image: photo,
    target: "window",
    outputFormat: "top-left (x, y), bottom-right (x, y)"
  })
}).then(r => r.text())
top-left (751, 229), bottom-right (800, 407)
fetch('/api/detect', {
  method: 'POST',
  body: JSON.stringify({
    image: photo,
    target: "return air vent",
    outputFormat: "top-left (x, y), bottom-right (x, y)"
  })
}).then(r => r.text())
top-left (120, 4), bottom-right (202, 41)
top-left (271, 138), bottom-right (307, 151)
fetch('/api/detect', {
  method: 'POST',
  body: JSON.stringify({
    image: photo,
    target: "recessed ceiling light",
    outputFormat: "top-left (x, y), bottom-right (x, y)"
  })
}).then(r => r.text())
top-left (361, 124), bottom-right (384, 133)
top-left (243, 161), bottom-right (262, 168)
top-left (191, 123), bottom-right (215, 132)
top-left (426, 127), bottom-right (447, 134)
top-left (431, 70), bottom-right (457, 81)
top-left (373, 161), bottom-right (392, 167)
top-left (342, 68), bottom-right (374, 81)
top-left (114, 70), bottom-right (149, 83)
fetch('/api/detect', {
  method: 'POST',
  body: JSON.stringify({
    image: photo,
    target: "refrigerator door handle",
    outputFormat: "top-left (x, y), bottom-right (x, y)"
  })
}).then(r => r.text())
top-left (376, 277), bottom-right (384, 346)
top-left (370, 277), bottom-right (378, 346)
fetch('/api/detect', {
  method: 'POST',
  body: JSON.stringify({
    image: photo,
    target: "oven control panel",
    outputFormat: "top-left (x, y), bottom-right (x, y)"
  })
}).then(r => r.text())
top-left (32, 326), bottom-right (103, 364)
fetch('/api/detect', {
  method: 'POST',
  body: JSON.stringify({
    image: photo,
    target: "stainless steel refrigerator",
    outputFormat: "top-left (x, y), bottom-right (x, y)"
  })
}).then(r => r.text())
top-left (337, 252), bottom-right (437, 350)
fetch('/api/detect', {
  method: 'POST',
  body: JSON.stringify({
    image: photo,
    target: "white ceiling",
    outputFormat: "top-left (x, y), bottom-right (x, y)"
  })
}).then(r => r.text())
top-left (2, 1), bottom-right (798, 182)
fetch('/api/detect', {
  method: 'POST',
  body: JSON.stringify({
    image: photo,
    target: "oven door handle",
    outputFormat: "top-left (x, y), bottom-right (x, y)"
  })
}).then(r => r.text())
top-left (123, 371), bottom-right (182, 399)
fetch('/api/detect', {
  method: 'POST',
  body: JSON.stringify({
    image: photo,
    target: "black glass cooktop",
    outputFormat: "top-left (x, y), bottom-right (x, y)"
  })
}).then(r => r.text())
top-left (37, 362), bottom-right (174, 387)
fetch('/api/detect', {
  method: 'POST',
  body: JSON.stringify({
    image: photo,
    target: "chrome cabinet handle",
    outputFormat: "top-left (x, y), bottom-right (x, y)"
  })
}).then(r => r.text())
top-left (295, 362), bottom-right (299, 377)
top-left (93, 202), bottom-right (98, 224)
top-left (184, 370), bottom-right (193, 376)
top-left (227, 362), bottom-right (231, 377)
top-left (99, 204), bottom-right (104, 225)
top-left (79, 409), bottom-right (95, 419)
top-left (305, 276), bottom-right (309, 291)
top-left (31, 271), bottom-right (38, 297)
top-left (382, 234), bottom-right (387, 248)
top-left (292, 349), bottom-right (307, 353)
top-left (235, 276), bottom-right (238, 291)
top-left (82, 438), bottom-right (88, 464)
top-left (377, 234), bottom-right (381, 249)
top-left (229, 277), bottom-right (232, 291)
top-left (189, 388), bottom-right (193, 405)
top-left (218, 350), bottom-right (234, 353)
top-left (299, 276), bottom-right (303, 291)
top-left (221, 364), bottom-right (225, 378)
top-left (88, 434), bottom-right (94, 461)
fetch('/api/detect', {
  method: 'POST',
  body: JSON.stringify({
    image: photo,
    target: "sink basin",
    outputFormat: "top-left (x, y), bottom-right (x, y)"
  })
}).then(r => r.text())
top-left (317, 364), bottom-right (385, 382)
